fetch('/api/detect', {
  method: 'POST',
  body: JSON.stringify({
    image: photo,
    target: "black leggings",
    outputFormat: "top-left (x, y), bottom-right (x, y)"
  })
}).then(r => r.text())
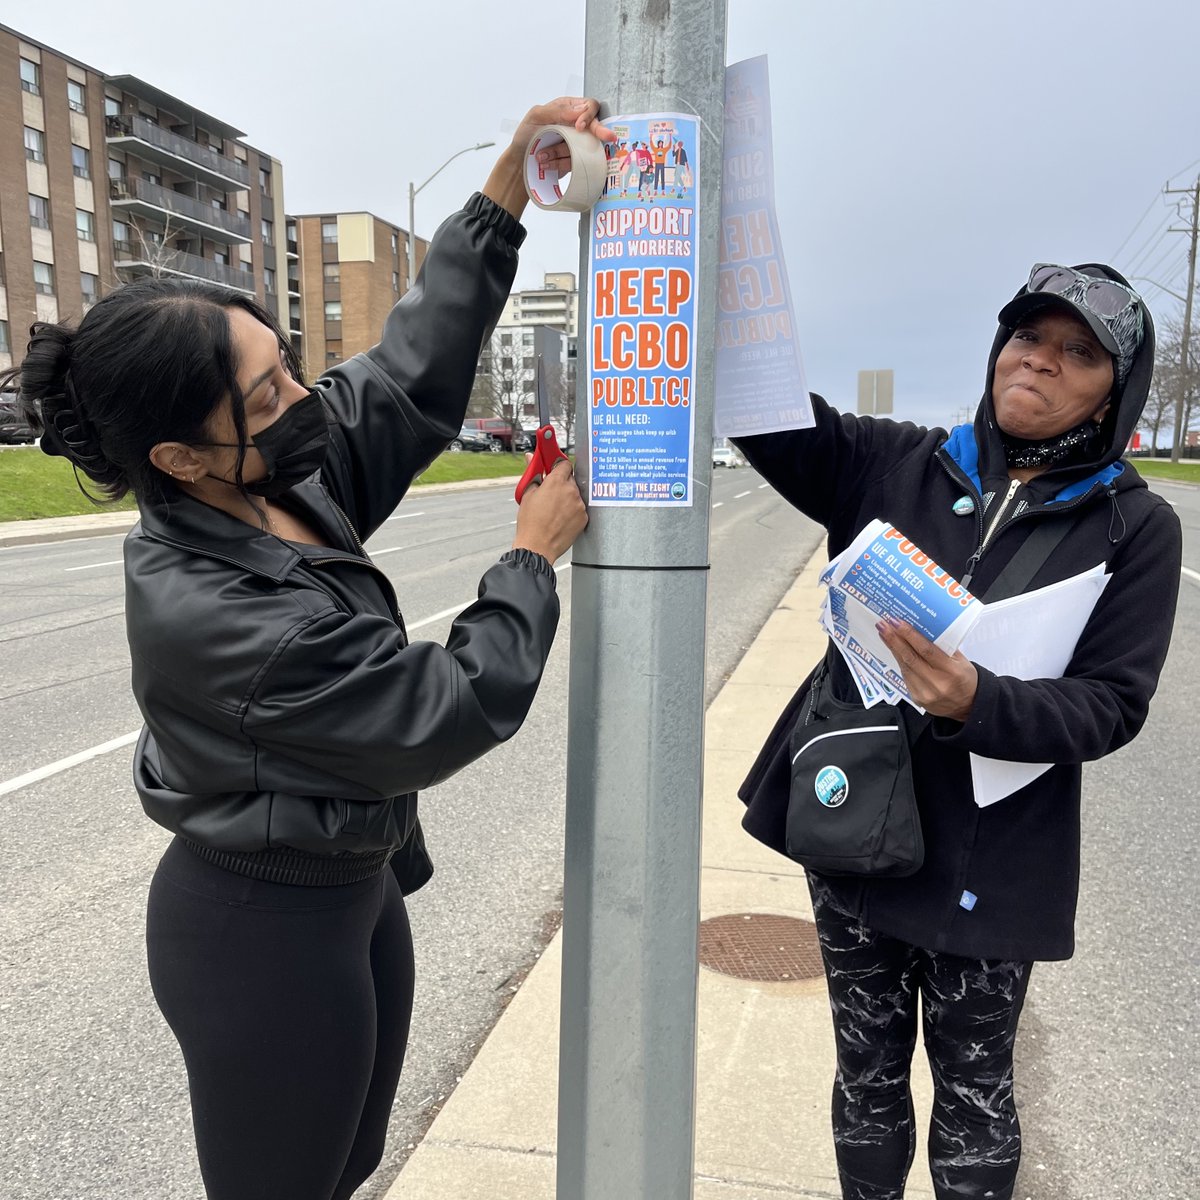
top-left (146, 838), bottom-right (415, 1200)
top-left (808, 876), bottom-right (1032, 1200)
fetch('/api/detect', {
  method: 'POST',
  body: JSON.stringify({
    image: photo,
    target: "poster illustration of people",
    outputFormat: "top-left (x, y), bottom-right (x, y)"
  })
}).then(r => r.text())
top-left (587, 113), bottom-right (698, 506)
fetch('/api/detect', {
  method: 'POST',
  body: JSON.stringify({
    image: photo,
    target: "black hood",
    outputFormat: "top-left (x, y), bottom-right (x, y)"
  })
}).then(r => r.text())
top-left (973, 263), bottom-right (1156, 497)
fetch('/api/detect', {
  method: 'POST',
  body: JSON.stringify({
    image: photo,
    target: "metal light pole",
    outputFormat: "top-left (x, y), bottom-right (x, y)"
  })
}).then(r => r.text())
top-left (558, 2), bottom-right (727, 1198)
top-left (407, 141), bottom-right (494, 290)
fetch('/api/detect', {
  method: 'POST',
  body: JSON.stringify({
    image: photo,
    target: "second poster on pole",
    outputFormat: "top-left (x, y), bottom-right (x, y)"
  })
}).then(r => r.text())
top-left (587, 114), bottom-right (698, 506)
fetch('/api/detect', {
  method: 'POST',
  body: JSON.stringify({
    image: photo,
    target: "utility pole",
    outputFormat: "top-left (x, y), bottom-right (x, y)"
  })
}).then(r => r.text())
top-left (558, 2), bottom-right (726, 1198)
top-left (1165, 176), bottom-right (1199, 462)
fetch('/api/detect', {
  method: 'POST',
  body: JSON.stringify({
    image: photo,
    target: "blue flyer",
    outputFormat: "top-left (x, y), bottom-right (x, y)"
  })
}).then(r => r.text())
top-left (586, 113), bottom-right (699, 506)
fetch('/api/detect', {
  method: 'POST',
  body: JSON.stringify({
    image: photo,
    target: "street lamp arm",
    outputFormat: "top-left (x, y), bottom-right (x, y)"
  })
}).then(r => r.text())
top-left (412, 142), bottom-right (497, 199)
top-left (1130, 276), bottom-right (1187, 304)
top-left (407, 141), bottom-right (497, 293)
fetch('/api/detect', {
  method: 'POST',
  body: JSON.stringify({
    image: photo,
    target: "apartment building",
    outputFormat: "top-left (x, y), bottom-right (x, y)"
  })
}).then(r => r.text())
top-left (472, 322), bottom-right (569, 429)
top-left (497, 270), bottom-right (579, 339)
top-left (0, 24), bottom-right (283, 373)
top-left (287, 211), bottom-right (426, 379)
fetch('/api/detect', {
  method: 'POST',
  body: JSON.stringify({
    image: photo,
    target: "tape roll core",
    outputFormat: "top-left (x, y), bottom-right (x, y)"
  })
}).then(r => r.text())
top-left (524, 124), bottom-right (608, 213)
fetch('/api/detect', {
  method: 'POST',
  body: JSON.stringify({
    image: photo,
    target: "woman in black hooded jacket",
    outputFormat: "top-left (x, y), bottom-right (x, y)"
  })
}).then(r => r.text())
top-left (734, 264), bottom-right (1182, 1200)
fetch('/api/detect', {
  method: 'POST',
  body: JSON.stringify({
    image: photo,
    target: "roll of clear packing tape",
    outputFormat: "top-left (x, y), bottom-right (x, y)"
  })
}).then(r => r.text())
top-left (524, 125), bottom-right (608, 213)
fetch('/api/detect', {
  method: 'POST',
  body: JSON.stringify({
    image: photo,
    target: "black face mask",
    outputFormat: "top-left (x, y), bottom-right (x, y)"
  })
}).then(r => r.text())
top-left (195, 389), bottom-right (330, 498)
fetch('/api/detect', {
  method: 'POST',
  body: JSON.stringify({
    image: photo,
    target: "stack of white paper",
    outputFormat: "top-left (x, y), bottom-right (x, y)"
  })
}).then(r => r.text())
top-left (959, 564), bottom-right (1110, 806)
top-left (816, 519), bottom-right (1110, 807)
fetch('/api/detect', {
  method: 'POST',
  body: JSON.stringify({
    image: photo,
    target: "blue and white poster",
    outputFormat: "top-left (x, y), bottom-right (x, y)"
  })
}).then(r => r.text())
top-left (714, 56), bottom-right (813, 437)
top-left (587, 113), bottom-right (699, 506)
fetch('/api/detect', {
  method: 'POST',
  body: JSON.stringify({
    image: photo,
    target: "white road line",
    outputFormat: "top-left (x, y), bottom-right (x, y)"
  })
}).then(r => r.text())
top-left (407, 563), bottom-right (572, 630)
top-left (371, 518), bottom-right (519, 558)
top-left (0, 563), bottom-right (574, 798)
top-left (0, 731), bottom-right (141, 798)
top-left (65, 559), bottom-right (123, 572)
top-left (734, 490), bottom-right (752, 499)
top-left (1182, 566), bottom-right (1200, 586)
top-left (712, 502), bottom-right (724, 509)
top-left (0, 531), bottom-right (129, 554)
top-left (384, 511), bottom-right (425, 522)
top-left (758, 483), bottom-right (769, 489)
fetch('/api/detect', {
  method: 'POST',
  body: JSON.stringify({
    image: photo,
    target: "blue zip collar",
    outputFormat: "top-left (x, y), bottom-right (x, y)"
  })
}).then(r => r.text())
top-left (942, 424), bottom-right (1123, 505)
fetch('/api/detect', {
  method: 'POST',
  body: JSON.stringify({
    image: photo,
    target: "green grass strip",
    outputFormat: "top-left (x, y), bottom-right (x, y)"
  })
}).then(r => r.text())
top-left (0, 445), bottom-right (528, 522)
top-left (1130, 459), bottom-right (1200, 484)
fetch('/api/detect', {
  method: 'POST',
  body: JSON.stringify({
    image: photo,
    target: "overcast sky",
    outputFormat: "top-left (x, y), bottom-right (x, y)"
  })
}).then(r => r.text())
top-left (22, 0), bottom-right (1200, 429)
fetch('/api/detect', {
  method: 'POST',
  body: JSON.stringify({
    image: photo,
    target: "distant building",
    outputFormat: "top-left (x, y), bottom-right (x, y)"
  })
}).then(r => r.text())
top-left (287, 211), bottom-right (426, 379)
top-left (487, 271), bottom-right (580, 428)
top-left (0, 23), bottom-right (284, 371)
top-left (498, 271), bottom-right (579, 339)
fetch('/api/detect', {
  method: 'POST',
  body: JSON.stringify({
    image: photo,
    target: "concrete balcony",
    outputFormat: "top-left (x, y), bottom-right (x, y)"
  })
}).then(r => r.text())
top-left (110, 177), bottom-right (252, 245)
top-left (106, 114), bottom-right (250, 191)
top-left (114, 246), bottom-right (256, 294)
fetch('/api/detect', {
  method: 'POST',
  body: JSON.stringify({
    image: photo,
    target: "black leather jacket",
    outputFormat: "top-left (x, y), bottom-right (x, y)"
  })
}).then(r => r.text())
top-left (125, 194), bottom-right (558, 890)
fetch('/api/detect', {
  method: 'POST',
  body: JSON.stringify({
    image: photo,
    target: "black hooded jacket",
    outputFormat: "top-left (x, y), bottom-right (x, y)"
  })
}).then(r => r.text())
top-left (124, 194), bottom-right (556, 892)
top-left (733, 266), bottom-right (1182, 961)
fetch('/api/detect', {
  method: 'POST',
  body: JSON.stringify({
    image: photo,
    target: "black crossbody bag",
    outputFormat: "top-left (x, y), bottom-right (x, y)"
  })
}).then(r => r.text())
top-left (785, 516), bottom-right (1079, 877)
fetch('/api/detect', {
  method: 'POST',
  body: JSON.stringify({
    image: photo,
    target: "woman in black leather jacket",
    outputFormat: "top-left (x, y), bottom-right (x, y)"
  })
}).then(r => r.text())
top-left (7, 96), bottom-right (608, 1200)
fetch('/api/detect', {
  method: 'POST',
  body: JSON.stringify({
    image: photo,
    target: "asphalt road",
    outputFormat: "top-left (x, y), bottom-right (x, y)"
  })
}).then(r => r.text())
top-left (0, 466), bottom-right (821, 1200)
top-left (1, 473), bottom-right (1195, 1200)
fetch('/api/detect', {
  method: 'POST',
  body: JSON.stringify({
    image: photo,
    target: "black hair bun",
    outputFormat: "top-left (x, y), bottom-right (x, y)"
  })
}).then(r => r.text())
top-left (22, 323), bottom-right (125, 491)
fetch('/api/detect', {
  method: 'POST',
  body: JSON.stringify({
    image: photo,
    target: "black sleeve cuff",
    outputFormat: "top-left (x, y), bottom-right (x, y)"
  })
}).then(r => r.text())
top-left (499, 547), bottom-right (556, 583)
top-left (464, 192), bottom-right (527, 250)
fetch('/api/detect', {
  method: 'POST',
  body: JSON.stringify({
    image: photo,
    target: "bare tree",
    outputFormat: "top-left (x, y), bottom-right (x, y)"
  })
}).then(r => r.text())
top-left (1144, 363), bottom-right (1177, 456)
top-left (1149, 313), bottom-right (1200, 455)
top-left (542, 357), bottom-right (576, 448)
top-left (105, 212), bottom-right (188, 292)
top-left (469, 334), bottom-right (525, 437)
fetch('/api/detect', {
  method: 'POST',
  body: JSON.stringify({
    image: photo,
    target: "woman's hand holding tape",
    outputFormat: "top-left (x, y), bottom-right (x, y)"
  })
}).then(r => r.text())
top-left (483, 97), bottom-right (614, 220)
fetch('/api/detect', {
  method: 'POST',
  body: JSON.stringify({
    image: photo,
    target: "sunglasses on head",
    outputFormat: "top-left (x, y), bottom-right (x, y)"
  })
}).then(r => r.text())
top-left (1026, 264), bottom-right (1140, 321)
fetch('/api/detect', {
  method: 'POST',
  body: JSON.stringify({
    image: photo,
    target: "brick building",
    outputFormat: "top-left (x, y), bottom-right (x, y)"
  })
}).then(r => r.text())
top-left (287, 211), bottom-right (426, 379)
top-left (0, 23), bottom-right (283, 372)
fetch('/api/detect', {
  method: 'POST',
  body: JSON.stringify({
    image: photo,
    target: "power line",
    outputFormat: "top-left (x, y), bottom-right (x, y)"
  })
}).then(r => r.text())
top-left (1111, 190), bottom-right (1166, 262)
top-left (1141, 240), bottom-right (1188, 286)
top-left (1136, 252), bottom-right (1189, 304)
top-left (1123, 218), bottom-right (1172, 272)
top-left (1166, 156), bottom-right (1200, 186)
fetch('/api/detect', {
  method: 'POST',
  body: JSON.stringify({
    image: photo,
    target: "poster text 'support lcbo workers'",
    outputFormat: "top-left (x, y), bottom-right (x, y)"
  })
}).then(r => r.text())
top-left (587, 114), bottom-right (698, 506)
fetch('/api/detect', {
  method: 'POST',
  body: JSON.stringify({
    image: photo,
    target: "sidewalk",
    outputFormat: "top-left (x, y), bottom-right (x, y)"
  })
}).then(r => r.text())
top-left (384, 551), bottom-right (936, 1199)
top-left (0, 476), bottom-right (516, 548)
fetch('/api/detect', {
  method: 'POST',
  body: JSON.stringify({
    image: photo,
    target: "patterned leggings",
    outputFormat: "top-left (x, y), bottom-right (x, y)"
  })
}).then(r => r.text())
top-left (808, 877), bottom-right (1032, 1200)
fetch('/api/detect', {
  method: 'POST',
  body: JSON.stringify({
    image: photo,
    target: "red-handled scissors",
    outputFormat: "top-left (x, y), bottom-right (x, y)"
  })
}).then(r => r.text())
top-left (514, 356), bottom-right (569, 504)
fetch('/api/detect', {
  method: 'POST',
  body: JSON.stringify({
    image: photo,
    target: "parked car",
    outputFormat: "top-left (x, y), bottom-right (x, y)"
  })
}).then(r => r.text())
top-left (0, 392), bottom-right (35, 445)
top-left (461, 417), bottom-right (529, 452)
top-left (712, 446), bottom-right (739, 468)
top-left (448, 426), bottom-right (495, 453)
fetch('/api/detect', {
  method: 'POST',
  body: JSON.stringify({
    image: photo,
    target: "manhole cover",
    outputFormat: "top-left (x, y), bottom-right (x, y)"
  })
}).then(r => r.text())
top-left (698, 913), bottom-right (824, 982)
